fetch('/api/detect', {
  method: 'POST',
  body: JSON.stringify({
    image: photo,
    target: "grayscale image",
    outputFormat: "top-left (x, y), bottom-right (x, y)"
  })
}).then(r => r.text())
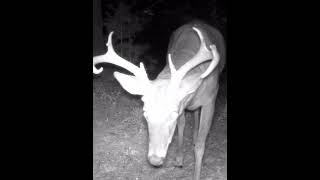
top-left (93, 0), bottom-right (227, 179)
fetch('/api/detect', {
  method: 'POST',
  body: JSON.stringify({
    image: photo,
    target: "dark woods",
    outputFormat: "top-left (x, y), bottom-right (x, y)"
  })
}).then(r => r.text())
top-left (93, 0), bottom-right (227, 78)
top-left (93, 0), bottom-right (106, 56)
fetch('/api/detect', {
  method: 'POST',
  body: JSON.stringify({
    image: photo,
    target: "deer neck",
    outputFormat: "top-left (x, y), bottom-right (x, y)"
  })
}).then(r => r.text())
top-left (151, 73), bottom-right (202, 115)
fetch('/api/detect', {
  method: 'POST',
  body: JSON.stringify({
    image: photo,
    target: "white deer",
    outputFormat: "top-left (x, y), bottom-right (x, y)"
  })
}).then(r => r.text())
top-left (93, 21), bottom-right (225, 180)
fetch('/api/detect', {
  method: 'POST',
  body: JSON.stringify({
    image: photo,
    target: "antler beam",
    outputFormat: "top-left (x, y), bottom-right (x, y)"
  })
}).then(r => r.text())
top-left (93, 32), bottom-right (149, 83)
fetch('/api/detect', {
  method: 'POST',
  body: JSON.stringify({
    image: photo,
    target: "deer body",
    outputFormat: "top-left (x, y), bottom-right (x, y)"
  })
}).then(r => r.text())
top-left (93, 21), bottom-right (225, 180)
top-left (158, 22), bottom-right (225, 111)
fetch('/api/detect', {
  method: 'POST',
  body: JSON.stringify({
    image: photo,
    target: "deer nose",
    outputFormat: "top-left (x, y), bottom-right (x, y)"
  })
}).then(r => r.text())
top-left (148, 155), bottom-right (164, 167)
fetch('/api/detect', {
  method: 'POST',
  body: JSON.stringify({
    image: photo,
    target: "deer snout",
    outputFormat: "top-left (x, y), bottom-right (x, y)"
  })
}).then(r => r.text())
top-left (148, 155), bottom-right (164, 167)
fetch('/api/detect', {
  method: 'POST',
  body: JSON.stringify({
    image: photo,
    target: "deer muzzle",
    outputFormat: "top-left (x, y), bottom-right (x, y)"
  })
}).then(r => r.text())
top-left (148, 155), bottom-right (164, 167)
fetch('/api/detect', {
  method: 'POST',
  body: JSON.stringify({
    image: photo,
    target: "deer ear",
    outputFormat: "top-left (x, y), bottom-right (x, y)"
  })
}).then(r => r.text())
top-left (113, 72), bottom-right (145, 95)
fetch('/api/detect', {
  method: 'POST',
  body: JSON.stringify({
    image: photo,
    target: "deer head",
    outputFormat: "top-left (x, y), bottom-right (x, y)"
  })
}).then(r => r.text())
top-left (93, 27), bottom-right (220, 166)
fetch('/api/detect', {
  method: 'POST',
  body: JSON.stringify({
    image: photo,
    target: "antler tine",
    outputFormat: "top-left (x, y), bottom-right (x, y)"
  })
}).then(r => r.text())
top-left (93, 32), bottom-right (149, 82)
top-left (168, 54), bottom-right (176, 75)
top-left (171, 27), bottom-right (219, 85)
top-left (200, 44), bottom-right (220, 78)
top-left (93, 54), bottom-right (105, 74)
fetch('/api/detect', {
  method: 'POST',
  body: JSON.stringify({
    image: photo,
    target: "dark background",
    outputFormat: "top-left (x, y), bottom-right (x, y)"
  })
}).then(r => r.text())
top-left (93, 0), bottom-right (227, 78)
top-left (93, 0), bottom-right (107, 56)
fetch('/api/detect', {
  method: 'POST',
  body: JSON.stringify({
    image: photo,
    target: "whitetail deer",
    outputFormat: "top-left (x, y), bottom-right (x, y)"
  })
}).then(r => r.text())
top-left (93, 21), bottom-right (225, 180)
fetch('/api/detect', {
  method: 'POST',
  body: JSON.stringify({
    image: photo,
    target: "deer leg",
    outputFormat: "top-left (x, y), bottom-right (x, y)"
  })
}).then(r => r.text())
top-left (194, 99), bottom-right (216, 180)
top-left (175, 112), bottom-right (186, 167)
top-left (193, 108), bottom-right (200, 146)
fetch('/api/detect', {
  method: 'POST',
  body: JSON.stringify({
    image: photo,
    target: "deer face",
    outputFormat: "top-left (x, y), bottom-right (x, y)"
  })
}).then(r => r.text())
top-left (113, 73), bottom-right (182, 166)
top-left (146, 113), bottom-right (178, 166)
top-left (141, 84), bottom-right (180, 166)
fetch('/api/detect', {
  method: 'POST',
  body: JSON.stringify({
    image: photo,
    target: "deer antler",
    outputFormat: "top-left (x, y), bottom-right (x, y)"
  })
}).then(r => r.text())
top-left (168, 54), bottom-right (177, 75)
top-left (168, 27), bottom-right (220, 87)
top-left (93, 32), bottom-right (150, 83)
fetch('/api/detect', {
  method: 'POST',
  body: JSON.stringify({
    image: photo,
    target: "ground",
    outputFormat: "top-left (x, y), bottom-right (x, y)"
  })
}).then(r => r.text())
top-left (93, 66), bottom-right (227, 180)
